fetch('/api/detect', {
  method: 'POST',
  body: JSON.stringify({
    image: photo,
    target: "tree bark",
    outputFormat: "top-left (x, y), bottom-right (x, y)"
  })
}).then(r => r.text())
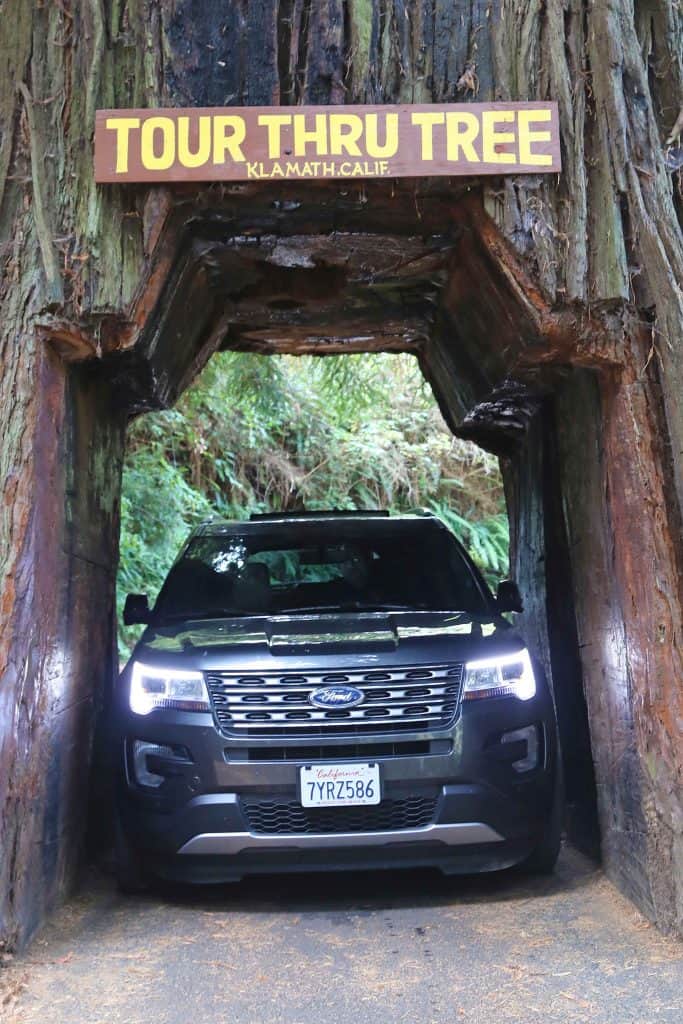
top-left (1, 0), bottom-right (682, 948)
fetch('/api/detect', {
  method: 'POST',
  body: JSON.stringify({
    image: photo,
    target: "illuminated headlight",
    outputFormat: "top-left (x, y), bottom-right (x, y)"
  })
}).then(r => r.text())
top-left (463, 649), bottom-right (536, 702)
top-left (129, 661), bottom-right (210, 715)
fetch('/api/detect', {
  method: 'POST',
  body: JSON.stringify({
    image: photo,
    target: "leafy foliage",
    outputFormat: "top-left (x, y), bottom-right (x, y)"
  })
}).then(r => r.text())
top-left (118, 352), bottom-right (509, 656)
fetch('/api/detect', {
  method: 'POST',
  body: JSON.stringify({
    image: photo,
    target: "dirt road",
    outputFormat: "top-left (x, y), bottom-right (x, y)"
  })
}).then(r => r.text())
top-left (3, 846), bottom-right (681, 1024)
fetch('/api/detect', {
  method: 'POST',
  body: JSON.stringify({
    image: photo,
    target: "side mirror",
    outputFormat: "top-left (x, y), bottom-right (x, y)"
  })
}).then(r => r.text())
top-left (496, 580), bottom-right (523, 614)
top-left (123, 593), bottom-right (151, 626)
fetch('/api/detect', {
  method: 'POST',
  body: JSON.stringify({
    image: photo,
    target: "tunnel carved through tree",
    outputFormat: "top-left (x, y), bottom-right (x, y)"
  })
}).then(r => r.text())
top-left (1, 0), bottom-right (682, 953)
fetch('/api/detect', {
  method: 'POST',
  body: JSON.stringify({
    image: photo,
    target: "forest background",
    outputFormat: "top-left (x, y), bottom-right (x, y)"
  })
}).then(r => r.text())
top-left (118, 352), bottom-right (509, 655)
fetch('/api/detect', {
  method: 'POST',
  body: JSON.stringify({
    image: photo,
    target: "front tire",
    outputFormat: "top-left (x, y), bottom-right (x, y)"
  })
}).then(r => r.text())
top-left (520, 768), bottom-right (564, 875)
top-left (114, 813), bottom-right (148, 894)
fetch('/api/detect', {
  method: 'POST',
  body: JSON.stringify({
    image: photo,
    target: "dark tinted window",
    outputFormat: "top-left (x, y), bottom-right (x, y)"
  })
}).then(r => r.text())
top-left (155, 521), bottom-right (489, 619)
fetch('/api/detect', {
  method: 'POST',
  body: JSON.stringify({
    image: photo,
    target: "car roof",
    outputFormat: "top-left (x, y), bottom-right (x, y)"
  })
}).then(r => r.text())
top-left (191, 510), bottom-right (439, 538)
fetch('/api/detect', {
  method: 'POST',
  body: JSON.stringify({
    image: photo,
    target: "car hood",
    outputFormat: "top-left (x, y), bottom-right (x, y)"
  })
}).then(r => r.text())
top-left (131, 610), bottom-right (524, 673)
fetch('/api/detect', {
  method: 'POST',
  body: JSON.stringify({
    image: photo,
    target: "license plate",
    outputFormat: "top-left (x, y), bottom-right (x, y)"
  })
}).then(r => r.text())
top-left (300, 763), bottom-right (381, 807)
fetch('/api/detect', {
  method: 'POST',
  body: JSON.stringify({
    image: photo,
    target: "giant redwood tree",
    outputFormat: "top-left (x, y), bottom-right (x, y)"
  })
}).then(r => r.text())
top-left (1, 1), bottom-right (682, 949)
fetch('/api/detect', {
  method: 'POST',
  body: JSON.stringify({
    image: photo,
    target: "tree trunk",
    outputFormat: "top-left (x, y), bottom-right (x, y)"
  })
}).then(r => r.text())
top-left (1, 1), bottom-right (682, 948)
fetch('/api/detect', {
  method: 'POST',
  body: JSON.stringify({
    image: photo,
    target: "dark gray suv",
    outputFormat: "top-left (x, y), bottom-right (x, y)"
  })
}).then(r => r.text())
top-left (114, 510), bottom-right (561, 890)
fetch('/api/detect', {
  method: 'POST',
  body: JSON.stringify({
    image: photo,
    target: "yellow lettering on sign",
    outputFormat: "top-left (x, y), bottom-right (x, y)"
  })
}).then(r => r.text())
top-left (329, 114), bottom-right (364, 157)
top-left (517, 109), bottom-right (553, 165)
top-left (141, 117), bottom-right (176, 171)
top-left (213, 115), bottom-right (247, 164)
top-left (258, 114), bottom-right (292, 159)
top-left (411, 111), bottom-right (445, 161)
top-left (365, 113), bottom-right (398, 158)
top-left (177, 116), bottom-right (211, 168)
top-left (105, 117), bottom-right (141, 174)
top-left (98, 104), bottom-right (559, 181)
top-left (482, 110), bottom-right (516, 164)
top-left (293, 114), bottom-right (328, 157)
top-left (445, 112), bottom-right (480, 163)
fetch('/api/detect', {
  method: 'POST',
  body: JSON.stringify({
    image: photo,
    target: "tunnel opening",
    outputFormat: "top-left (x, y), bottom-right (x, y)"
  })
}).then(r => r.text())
top-left (23, 177), bottom-right (679, 956)
top-left (108, 342), bottom-right (600, 867)
top-left (74, 180), bottom-right (603, 883)
top-left (115, 348), bottom-right (510, 664)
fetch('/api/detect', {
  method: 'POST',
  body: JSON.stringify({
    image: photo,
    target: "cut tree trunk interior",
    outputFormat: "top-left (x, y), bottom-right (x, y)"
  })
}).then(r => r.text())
top-left (1, 1), bottom-right (682, 950)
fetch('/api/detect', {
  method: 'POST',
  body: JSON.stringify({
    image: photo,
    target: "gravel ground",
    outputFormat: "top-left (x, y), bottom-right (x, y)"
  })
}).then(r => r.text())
top-left (2, 845), bottom-right (682, 1024)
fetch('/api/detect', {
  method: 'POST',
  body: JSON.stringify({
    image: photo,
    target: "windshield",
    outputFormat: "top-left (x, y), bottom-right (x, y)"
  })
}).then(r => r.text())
top-left (154, 520), bottom-right (491, 620)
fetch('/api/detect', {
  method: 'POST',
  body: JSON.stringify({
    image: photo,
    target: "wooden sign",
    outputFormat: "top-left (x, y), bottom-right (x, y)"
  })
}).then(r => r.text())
top-left (95, 103), bottom-right (560, 184)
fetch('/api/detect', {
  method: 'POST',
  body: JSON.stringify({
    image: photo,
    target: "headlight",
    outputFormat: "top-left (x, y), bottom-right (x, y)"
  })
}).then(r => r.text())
top-left (129, 661), bottom-right (210, 715)
top-left (463, 649), bottom-right (536, 701)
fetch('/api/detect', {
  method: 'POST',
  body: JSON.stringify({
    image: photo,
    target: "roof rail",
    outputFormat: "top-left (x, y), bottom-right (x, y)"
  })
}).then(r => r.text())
top-left (249, 509), bottom-right (391, 521)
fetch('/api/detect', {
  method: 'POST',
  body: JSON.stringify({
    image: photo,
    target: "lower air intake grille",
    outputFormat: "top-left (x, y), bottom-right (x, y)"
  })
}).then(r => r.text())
top-left (241, 796), bottom-right (439, 835)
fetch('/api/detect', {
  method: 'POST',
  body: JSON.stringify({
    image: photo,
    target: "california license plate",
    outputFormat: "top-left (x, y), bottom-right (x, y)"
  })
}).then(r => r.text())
top-left (300, 763), bottom-right (381, 807)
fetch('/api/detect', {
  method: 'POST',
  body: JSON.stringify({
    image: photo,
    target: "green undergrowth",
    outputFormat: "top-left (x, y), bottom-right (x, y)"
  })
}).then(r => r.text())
top-left (118, 352), bottom-right (509, 657)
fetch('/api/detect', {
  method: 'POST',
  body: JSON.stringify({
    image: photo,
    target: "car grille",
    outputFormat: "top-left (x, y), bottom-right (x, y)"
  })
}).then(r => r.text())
top-left (205, 663), bottom-right (464, 737)
top-left (241, 796), bottom-right (439, 835)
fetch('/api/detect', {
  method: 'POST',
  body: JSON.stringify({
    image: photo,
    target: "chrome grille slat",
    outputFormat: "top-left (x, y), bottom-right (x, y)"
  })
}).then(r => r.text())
top-left (206, 663), bottom-right (464, 737)
top-left (212, 686), bottom-right (459, 708)
top-left (216, 668), bottom-right (463, 688)
top-left (220, 708), bottom-right (456, 723)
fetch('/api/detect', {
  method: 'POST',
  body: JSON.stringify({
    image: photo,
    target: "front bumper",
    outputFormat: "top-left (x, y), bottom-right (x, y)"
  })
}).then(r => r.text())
top-left (119, 773), bottom-right (552, 882)
top-left (116, 682), bottom-right (559, 882)
top-left (177, 816), bottom-right (503, 855)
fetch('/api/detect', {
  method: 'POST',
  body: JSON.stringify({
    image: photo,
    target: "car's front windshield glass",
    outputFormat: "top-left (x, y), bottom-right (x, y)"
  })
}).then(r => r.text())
top-left (154, 520), bottom-right (491, 620)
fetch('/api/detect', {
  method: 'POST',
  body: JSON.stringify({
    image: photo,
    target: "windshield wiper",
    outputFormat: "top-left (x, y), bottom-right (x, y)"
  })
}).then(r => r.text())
top-left (274, 601), bottom-right (431, 614)
top-left (155, 608), bottom-right (251, 623)
top-left (357, 603), bottom-right (431, 611)
top-left (271, 605), bottom-right (341, 614)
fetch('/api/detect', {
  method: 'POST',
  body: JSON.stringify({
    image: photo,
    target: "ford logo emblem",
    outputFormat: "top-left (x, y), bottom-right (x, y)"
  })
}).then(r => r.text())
top-left (309, 685), bottom-right (365, 709)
